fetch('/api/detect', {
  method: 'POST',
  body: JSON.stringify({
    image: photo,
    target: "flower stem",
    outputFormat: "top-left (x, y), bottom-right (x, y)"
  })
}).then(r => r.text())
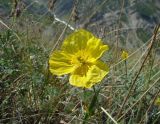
top-left (83, 86), bottom-right (100, 124)
top-left (124, 60), bottom-right (127, 78)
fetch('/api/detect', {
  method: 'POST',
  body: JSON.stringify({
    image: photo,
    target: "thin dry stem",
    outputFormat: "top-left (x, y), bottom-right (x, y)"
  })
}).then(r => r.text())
top-left (115, 0), bottom-right (125, 61)
top-left (117, 24), bottom-right (160, 118)
top-left (139, 90), bottom-right (160, 124)
top-left (117, 76), bottom-right (160, 122)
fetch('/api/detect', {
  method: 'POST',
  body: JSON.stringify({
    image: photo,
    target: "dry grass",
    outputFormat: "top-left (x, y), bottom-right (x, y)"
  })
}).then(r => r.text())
top-left (0, 0), bottom-right (160, 123)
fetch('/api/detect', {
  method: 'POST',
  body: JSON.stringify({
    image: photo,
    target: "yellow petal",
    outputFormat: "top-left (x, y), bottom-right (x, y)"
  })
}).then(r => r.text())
top-left (69, 64), bottom-right (92, 88)
top-left (155, 97), bottom-right (160, 106)
top-left (69, 74), bottom-right (91, 88)
top-left (49, 51), bottom-right (75, 75)
top-left (69, 61), bottom-right (109, 88)
top-left (62, 29), bottom-right (94, 54)
top-left (87, 61), bottom-right (109, 83)
top-left (121, 51), bottom-right (129, 60)
top-left (73, 64), bottom-right (89, 76)
top-left (86, 37), bottom-right (109, 60)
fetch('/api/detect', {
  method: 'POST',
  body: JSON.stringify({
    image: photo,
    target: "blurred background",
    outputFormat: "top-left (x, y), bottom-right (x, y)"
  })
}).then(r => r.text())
top-left (1, 0), bottom-right (160, 49)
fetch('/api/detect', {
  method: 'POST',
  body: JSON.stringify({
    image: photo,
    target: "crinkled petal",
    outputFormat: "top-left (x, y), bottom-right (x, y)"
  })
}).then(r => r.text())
top-left (69, 74), bottom-right (91, 88)
top-left (86, 37), bottom-right (109, 60)
top-left (49, 51), bottom-right (75, 75)
top-left (69, 61), bottom-right (109, 88)
top-left (69, 64), bottom-right (91, 88)
top-left (73, 64), bottom-right (89, 76)
top-left (87, 60), bottom-right (109, 84)
top-left (62, 29), bottom-right (94, 54)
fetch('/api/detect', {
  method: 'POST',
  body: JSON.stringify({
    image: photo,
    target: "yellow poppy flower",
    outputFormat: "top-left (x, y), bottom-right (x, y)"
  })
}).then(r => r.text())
top-left (155, 97), bottom-right (160, 106)
top-left (121, 50), bottom-right (129, 60)
top-left (49, 29), bottom-right (109, 88)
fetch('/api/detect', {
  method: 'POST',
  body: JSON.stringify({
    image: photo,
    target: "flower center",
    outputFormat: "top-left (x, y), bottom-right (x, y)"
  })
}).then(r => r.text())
top-left (73, 56), bottom-right (90, 76)
top-left (77, 56), bottom-right (86, 65)
top-left (71, 50), bottom-right (94, 70)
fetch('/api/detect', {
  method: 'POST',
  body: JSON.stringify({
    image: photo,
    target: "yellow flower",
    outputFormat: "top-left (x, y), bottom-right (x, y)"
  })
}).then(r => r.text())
top-left (49, 29), bottom-right (109, 88)
top-left (155, 97), bottom-right (160, 106)
top-left (121, 50), bottom-right (129, 60)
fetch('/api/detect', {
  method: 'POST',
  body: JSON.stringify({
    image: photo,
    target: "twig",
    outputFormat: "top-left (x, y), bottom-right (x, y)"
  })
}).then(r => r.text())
top-left (53, 13), bottom-right (74, 30)
top-left (101, 107), bottom-right (118, 124)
